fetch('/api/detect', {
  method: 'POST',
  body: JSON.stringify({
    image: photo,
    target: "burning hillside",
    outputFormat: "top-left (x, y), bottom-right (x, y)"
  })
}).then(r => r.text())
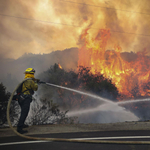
top-left (78, 29), bottom-right (150, 99)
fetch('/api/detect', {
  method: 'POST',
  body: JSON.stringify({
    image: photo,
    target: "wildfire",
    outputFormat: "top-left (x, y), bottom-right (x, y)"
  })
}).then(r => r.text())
top-left (78, 29), bottom-right (150, 98)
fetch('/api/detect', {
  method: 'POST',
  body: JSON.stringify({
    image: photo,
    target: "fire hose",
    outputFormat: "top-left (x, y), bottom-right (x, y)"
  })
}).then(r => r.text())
top-left (7, 79), bottom-right (150, 145)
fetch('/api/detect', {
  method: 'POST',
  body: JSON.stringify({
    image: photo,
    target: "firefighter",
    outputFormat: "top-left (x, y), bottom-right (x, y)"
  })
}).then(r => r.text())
top-left (17, 68), bottom-right (38, 134)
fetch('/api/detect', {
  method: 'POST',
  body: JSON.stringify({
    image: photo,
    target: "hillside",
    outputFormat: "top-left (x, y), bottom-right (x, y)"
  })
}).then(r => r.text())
top-left (0, 47), bottom-right (78, 92)
top-left (0, 48), bottom-right (144, 92)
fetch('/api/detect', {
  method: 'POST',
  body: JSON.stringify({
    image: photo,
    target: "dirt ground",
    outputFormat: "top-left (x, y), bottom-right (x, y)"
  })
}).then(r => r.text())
top-left (1, 121), bottom-right (150, 137)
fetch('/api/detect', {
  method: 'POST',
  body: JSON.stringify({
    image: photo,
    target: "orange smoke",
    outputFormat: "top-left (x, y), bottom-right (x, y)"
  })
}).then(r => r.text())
top-left (78, 29), bottom-right (150, 98)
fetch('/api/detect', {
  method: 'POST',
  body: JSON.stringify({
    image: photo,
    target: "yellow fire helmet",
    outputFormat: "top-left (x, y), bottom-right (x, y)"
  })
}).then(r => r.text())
top-left (24, 68), bottom-right (35, 74)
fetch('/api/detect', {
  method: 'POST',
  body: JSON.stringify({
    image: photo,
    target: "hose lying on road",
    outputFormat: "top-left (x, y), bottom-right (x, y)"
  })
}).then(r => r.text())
top-left (6, 80), bottom-right (150, 145)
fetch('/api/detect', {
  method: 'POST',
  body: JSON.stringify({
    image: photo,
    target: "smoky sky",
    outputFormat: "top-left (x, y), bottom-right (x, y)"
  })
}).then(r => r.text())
top-left (0, 0), bottom-right (150, 59)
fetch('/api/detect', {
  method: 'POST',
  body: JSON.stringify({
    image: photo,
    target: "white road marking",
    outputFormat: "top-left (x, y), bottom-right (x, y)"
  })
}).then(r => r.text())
top-left (0, 140), bottom-right (49, 146)
top-left (72, 136), bottom-right (150, 140)
top-left (1, 136), bottom-right (150, 146)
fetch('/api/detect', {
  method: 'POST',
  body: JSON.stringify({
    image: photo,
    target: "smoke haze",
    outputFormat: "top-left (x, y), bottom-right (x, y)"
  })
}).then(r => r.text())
top-left (0, 0), bottom-right (150, 59)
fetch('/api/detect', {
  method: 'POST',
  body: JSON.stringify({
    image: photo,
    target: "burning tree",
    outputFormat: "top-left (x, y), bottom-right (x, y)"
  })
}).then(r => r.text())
top-left (78, 66), bottom-right (118, 100)
top-left (76, 28), bottom-right (150, 121)
top-left (78, 28), bottom-right (150, 99)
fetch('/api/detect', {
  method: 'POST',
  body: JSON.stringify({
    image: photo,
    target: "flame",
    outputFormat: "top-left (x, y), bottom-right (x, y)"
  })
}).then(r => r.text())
top-left (58, 63), bottom-right (62, 69)
top-left (78, 29), bottom-right (150, 98)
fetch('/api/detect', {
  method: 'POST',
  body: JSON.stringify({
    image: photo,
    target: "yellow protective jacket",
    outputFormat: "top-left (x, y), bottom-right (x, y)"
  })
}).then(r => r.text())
top-left (22, 79), bottom-right (38, 95)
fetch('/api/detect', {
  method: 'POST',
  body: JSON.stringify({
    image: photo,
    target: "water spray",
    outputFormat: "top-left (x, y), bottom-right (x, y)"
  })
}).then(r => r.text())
top-left (41, 81), bottom-right (150, 105)
top-left (117, 98), bottom-right (150, 105)
top-left (45, 82), bottom-right (114, 104)
top-left (6, 80), bottom-right (150, 145)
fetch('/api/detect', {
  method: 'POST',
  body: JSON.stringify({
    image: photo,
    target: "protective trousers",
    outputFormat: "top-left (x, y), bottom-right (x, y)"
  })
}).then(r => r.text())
top-left (17, 97), bottom-right (31, 130)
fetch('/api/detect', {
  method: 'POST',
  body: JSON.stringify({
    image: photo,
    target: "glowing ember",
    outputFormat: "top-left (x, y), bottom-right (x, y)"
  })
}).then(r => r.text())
top-left (78, 29), bottom-right (150, 98)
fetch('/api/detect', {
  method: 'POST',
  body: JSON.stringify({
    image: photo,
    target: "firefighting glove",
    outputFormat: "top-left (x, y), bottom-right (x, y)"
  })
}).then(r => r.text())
top-left (38, 81), bottom-right (46, 85)
top-left (34, 78), bottom-right (40, 83)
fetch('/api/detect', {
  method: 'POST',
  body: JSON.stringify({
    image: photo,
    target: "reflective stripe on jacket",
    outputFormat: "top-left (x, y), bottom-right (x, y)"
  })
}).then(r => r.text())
top-left (22, 79), bottom-right (38, 95)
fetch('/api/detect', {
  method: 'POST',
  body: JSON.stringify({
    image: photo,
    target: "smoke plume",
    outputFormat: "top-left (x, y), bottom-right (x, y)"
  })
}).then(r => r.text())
top-left (0, 0), bottom-right (150, 59)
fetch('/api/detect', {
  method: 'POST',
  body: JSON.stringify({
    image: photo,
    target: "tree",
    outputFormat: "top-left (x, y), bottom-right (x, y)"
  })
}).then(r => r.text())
top-left (37, 64), bottom-right (119, 111)
top-left (0, 83), bottom-right (11, 125)
top-left (78, 66), bottom-right (119, 100)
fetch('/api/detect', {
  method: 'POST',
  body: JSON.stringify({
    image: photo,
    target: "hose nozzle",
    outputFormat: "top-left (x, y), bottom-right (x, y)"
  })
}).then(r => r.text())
top-left (38, 81), bottom-right (46, 84)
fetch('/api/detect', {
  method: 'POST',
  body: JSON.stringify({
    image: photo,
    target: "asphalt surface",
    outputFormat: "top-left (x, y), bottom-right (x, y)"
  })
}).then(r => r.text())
top-left (1, 130), bottom-right (150, 150)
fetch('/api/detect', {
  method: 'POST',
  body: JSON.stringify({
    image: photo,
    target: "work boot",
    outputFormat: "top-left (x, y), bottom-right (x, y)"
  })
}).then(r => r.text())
top-left (17, 129), bottom-right (28, 134)
top-left (23, 124), bottom-right (29, 128)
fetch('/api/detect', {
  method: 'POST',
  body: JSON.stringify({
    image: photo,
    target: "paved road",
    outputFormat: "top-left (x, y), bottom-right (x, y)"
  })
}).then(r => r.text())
top-left (1, 130), bottom-right (150, 150)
